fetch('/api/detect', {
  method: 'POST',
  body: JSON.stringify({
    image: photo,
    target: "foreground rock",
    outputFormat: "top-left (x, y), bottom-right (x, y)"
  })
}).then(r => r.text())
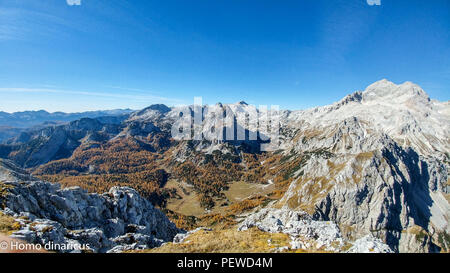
top-left (346, 234), bottom-right (394, 253)
top-left (238, 208), bottom-right (393, 253)
top-left (0, 161), bottom-right (180, 253)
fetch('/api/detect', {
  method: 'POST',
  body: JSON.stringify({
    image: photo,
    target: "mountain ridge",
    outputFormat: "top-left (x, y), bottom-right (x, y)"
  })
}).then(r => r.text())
top-left (0, 79), bottom-right (448, 252)
top-left (0, 108), bottom-right (134, 144)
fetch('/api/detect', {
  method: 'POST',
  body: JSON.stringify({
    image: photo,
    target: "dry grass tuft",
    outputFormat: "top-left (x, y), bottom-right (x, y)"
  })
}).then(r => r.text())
top-left (0, 211), bottom-right (21, 235)
top-left (141, 227), bottom-right (291, 253)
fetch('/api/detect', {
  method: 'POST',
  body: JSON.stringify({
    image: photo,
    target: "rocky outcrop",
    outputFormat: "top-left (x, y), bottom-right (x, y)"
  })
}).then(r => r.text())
top-left (0, 161), bottom-right (180, 253)
top-left (277, 125), bottom-right (448, 252)
top-left (237, 208), bottom-right (393, 253)
top-left (346, 234), bottom-right (394, 253)
top-left (238, 208), bottom-right (343, 252)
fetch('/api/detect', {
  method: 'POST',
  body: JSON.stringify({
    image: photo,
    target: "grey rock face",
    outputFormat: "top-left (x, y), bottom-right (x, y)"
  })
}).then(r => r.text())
top-left (237, 208), bottom-right (394, 253)
top-left (272, 81), bottom-right (449, 253)
top-left (278, 134), bottom-right (449, 252)
top-left (346, 234), bottom-right (394, 253)
top-left (238, 208), bottom-right (344, 252)
top-left (0, 167), bottom-right (180, 252)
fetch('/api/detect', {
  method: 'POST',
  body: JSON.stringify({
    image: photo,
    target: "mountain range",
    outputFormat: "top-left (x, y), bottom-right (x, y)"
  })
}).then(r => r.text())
top-left (0, 109), bottom-right (133, 143)
top-left (0, 79), bottom-right (448, 253)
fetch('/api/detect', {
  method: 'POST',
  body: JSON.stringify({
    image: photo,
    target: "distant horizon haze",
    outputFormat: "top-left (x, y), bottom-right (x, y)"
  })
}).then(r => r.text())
top-left (0, 78), bottom-right (449, 114)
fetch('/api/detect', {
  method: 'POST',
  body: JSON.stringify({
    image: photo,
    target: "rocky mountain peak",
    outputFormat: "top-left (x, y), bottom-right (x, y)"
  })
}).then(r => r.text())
top-left (362, 79), bottom-right (430, 105)
top-left (334, 91), bottom-right (363, 107)
top-left (128, 104), bottom-right (172, 122)
top-left (68, 117), bottom-right (104, 131)
top-left (143, 104), bottom-right (171, 113)
top-left (238, 101), bottom-right (248, 106)
top-left (133, 104), bottom-right (171, 117)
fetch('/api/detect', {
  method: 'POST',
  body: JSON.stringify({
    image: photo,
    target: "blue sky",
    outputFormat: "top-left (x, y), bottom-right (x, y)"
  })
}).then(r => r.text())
top-left (0, 0), bottom-right (449, 113)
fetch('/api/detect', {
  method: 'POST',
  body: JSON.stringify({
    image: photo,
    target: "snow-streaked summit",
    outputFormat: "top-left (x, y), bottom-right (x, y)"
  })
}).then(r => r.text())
top-left (285, 79), bottom-right (449, 158)
top-left (121, 79), bottom-right (449, 158)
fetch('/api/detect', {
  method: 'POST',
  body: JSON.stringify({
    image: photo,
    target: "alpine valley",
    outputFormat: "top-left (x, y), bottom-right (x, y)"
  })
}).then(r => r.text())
top-left (0, 79), bottom-right (449, 253)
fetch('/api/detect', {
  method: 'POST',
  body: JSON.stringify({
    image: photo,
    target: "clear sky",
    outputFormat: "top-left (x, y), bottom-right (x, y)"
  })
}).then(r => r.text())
top-left (0, 0), bottom-right (449, 113)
